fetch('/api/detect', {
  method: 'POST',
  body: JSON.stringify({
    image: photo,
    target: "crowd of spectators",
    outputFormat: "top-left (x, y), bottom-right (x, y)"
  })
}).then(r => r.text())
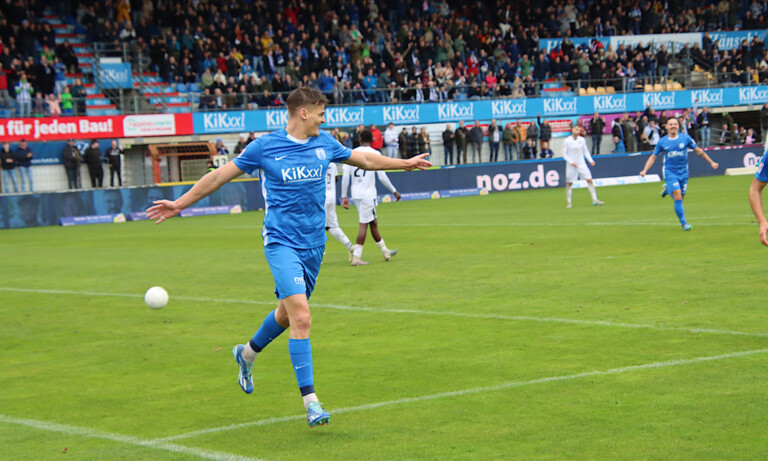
top-left (1, 0), bottom-right (768, 115)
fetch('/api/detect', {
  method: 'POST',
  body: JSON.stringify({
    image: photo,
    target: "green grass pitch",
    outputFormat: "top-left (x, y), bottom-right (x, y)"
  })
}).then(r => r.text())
top-left (1, 175), bottom-right (767, 460)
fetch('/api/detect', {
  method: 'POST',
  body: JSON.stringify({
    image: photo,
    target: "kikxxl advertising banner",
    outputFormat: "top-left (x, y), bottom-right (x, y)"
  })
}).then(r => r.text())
top-left (0, 114), bottom-right (193, 142)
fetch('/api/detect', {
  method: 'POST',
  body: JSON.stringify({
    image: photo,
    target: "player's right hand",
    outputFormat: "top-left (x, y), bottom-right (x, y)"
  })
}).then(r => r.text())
top-left (146, 200), bottom-right (181, 224)
top-left (341, 197), bottom-right (350, 209)
top-left (639, 170), bottom-right (646, 177)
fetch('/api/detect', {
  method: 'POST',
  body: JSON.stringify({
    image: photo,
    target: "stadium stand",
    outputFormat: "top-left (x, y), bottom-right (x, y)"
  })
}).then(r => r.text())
top-left (0, 0), bottom-right (766, 117)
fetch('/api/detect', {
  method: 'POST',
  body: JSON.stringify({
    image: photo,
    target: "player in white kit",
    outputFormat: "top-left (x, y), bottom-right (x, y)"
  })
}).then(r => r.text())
top-left (563, 125), bottom-right (604, 208)
top-left (325, 162), bottom-right (354, 259)
top-left (341, 129), bottom-right (401, 266)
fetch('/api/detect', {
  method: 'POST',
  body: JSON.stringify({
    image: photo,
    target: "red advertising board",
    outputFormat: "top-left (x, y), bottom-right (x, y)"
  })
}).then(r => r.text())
top-left (0, 113), bottom-right (193, 141)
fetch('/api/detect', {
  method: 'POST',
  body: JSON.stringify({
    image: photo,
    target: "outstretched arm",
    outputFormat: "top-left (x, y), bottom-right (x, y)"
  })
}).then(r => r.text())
top-left (639, 154), bottom-right (657, 176)
top-left (146, 161), bottom-right (245, 223)
top-left (693, 147), bottom-right (719, 170)
top-left (749, 177), bottom-right (768, 246)
top-left (345, 150), bottom-right (431, 171)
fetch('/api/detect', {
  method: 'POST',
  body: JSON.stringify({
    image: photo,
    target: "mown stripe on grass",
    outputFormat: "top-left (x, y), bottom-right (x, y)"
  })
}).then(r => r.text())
top-left (1, 286), bottom-right (766, 338)
top-left (157, 348), bottom-right (768, 442)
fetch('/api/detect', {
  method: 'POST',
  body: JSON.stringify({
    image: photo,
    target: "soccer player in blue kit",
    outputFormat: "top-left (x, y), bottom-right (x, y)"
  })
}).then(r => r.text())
top-left (748, 141), bottom-right (768, 246)
top-left (146, 87), bottom-right (431, 427)
top-left (639, 117), bottom-right (718, 231)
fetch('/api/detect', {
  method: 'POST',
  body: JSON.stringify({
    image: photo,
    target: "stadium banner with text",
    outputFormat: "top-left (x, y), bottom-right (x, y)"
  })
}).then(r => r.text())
top-left (1, 146), bottom-right (763, 229)
top-left (190, 86), bottom-right (768, 135)
top-left (98, 63), bottom-right (133, 89)
top-left (708, 30), bottom-right (768, 51)
top-left (0, 114), bottom-right (193, 142)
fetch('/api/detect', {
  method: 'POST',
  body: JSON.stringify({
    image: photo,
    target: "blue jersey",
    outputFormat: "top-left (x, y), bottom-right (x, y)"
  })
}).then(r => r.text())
top-left (755, 143), bottom-right (768, 182)
top-left (234, 129), bottom-right (351, 248)
top-left (652, 133), bottom-right (698, 177)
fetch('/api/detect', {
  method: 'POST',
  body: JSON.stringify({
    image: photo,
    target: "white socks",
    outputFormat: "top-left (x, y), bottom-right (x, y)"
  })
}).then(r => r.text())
top-left (303, 392), bottom-right (319, 409)
top-left (588, 182), bottom-right (598, 201)
top-left (566, 184), bottom-right (573, 203)
top-left (242, 342), bottom-right (258, 362)
top-left (353, 244), bottom-right (363, 258)
top-left (375, 239), bottom-right (389, 255)
top-left (328, 227), bottom-right (352, 250)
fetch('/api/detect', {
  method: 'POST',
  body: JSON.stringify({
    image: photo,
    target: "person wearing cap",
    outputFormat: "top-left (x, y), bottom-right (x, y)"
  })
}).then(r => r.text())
top-left (14, 139), bottom-right (33, 192)
top-left (61, 139), bottom-right (82, 189)
top-left (83, 139), bottom-right (104, 188)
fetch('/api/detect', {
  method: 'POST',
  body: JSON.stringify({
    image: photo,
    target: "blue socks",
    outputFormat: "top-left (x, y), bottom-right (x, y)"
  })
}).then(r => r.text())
top-left (249, 310), bottom-right (286, 352)
top-left (289, 338), bottom-right (315, 396)
top-left (247, 310), bottom-right (316, 396)
top-left (674, 199), bottom-right (687, 226)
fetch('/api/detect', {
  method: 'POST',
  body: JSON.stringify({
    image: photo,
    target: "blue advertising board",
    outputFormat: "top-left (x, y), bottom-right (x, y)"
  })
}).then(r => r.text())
top-left (1, 146), bottom-right (763, 229)
top-left (191, 85), bottom-right (768, 135)
top-left (371, 146), bottom-right (764, 195)
top-left (99, 63), bottom-right (133, 89)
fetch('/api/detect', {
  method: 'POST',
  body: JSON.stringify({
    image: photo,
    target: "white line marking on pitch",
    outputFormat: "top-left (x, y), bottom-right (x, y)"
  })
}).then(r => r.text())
top-left (159, 348), bottom-right (768, 442)
top-left (1, 287), bottom-right (766, 339)
top-left (0, 414), bottom-right (264, 461)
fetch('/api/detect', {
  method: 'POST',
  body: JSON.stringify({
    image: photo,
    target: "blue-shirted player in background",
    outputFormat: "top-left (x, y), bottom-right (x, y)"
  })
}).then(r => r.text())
top-left (147, 87), bottom-right (431, 427)
top-left (748, 141), bottom-right (768, 246)
top-left (639, 118), bottom-right (718, 231)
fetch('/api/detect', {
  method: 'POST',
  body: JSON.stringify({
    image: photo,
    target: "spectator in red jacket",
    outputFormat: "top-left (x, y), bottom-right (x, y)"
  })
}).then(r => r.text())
top-left (370, 123), bottom-right (383, 150)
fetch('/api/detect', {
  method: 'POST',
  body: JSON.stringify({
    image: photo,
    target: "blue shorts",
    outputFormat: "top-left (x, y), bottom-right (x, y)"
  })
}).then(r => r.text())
top-left (664, 172), bottom-right (688, 196)
top-left (264, 243), bottom-right (324, 300)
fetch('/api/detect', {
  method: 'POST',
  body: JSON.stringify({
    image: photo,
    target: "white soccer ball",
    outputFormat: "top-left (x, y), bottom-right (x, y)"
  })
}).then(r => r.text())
top-left (144, 286), bottom-right (169, 309)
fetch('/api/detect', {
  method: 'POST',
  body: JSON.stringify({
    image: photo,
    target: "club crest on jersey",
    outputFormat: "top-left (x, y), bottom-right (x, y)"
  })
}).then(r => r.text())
top-left (315, 148), bottom-right (326, 160)
top-left (679, 143), bottom-right (684, 149)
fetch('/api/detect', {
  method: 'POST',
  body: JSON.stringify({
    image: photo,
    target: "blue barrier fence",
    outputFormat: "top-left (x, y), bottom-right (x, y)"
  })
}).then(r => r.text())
top-left (191, 86), bottom-right (768, 134)
top-left (1, 145), bottom-right (762, 229)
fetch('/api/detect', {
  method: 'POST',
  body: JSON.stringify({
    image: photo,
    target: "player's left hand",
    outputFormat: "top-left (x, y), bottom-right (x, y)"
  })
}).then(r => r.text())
top-left (711, 162), bottom-right (719, 169)
top-left (341, 197), bottom-right (350, 209)
top-left (404, 153), bottom-right (432, 171)
top-left (394, 191), bottom-right (402, 201)
top-left (590, 161), bottom-right (595, 166)
top-left (759, 222), bottom-right (768, 247)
